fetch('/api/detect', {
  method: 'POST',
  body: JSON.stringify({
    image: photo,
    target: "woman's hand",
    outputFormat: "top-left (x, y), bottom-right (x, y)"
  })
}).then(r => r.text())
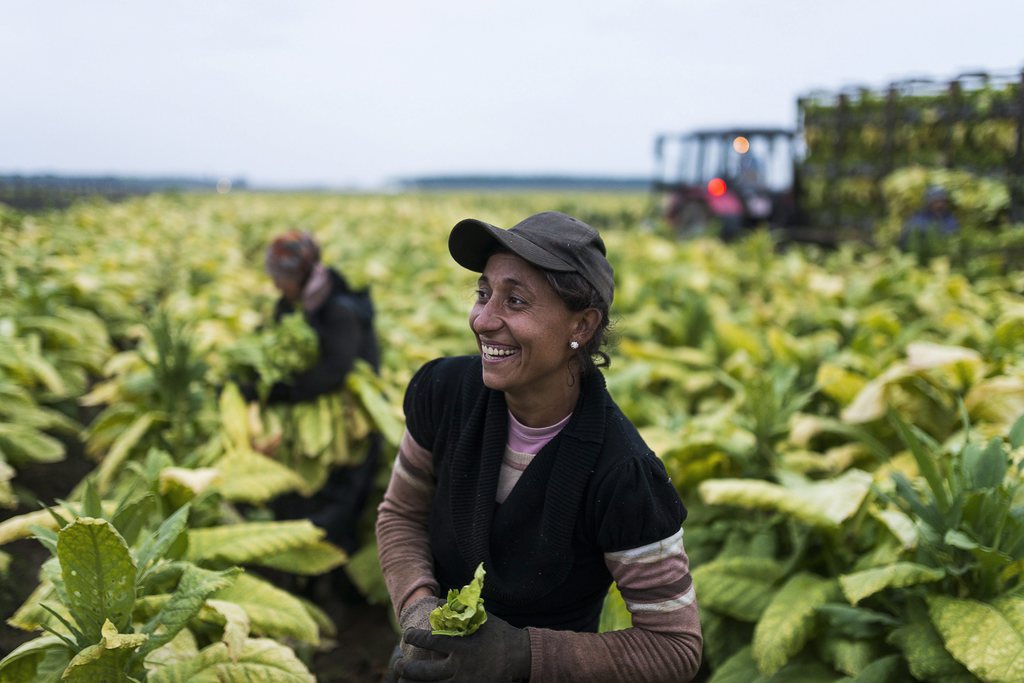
top-left (396, 612), bottom-right (531, 682)
top-left (398, 595), bottom-right (446, 661)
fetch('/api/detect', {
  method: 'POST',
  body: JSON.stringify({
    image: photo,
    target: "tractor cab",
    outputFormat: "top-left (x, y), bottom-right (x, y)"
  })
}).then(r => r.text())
top-left (653, 127), bottom-right (798, 239)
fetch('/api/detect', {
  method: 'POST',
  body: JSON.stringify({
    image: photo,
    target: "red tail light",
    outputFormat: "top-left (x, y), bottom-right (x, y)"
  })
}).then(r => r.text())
top-left (707, 178), bottom-right (727, 197)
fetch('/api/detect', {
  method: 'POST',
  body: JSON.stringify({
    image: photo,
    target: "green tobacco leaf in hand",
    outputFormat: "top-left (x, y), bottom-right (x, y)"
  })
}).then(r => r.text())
top-left (429, 562), bottom-right (487, 636)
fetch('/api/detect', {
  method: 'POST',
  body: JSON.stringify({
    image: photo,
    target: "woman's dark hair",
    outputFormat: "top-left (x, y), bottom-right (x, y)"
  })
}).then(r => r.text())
top-left (544, 269), bottom-right (612, 374)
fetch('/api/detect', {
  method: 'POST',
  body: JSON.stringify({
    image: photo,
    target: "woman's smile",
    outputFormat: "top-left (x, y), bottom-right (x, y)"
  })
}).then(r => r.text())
top-left (480, 342), bottom-right (520, 360)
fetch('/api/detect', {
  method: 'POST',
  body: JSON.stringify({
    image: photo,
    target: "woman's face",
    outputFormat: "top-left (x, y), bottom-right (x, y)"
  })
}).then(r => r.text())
top-left (470, 252), bottom-right (583, 403)
top-left (272, 274), bottom-right (303, 302)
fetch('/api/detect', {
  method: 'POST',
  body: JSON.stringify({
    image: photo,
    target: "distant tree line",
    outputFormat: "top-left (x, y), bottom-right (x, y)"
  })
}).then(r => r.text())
top-left (399, 174), bottom-right (649, 191)
top-left (0, 174), bottom-right (247, 211)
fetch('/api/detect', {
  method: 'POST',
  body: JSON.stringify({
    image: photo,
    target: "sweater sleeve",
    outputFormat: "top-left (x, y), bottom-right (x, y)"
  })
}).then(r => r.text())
top-left (375, 429), bottom-right (439, 618)
top-left (375, 359), bottom-right (450, 617)
top-left (526, 528), bottom-right (702, 683)
top-left (527, 456), bottom-right (701, 682)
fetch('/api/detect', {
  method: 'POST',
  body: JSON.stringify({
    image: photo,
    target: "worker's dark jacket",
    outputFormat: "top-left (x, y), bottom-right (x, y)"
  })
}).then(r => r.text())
top-left (269, 267), bottom-right (381, 555)
top-left (267, 268), bottom-right (379, 404)
top-left (404, 355), bottom-right (687, 632)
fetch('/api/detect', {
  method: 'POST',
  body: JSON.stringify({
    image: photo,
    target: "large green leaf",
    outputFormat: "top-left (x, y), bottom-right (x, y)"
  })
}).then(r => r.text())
top-left (965, 377), bottom-right (1024, 427)
top-left (347, 366), bottom-right (405, 447)
top-left (599, 583), bottom-right (632, 633)
top-left (707, 646), bottom-right (763, 683)
top-left (1009, 413), bottom-right (1024, 449)
top-left (205, 599), bottom-right (252, 662)
top-left (888, 410), bottom-right (951, 512)
top-left (186, 520), bottom-right (324, 566)
top-left (96, 411), bottom-right (160, 492)
top-left (839, 654), bottom-right (907, 683)
top-left (294, 399), bottom-right (334, 456)
top-left (15, 347), bottom-right (68, 395)
top-left (257, 540), bottom-right (347, 575)
top-left (752, 572), bottom-right (838, 675)
top-left (135, 503), bottom-right (191, 582)
top-left (820, 636), bottom-right (879, 677)
top-left (0, 397), bottom-right (80, 434)
top-left (0, 460), bottom-right (14, 509)
top-left (218, 382), bottom-right (250, 452)
top-left (691, 557), bottom-right (787, 622)
top-left (111, 494), bottom-right (156, 548)
top-left (840, 365), bottom-right (910, 424)
top-left (961, 437), bottom-right (1009, 490)
top-left (62, 619), bottom-right (148, 683)
top-left (928, 593), bottom-right (1024, 683)
top-left (0, 635), bottom-right (69, 681)
top-left (0, 503), bottom-right (117, 547)
top-left (146, 638), bottom-right (314, 683)
top-left (143, 627), bottom-right (199, 670)
top-left (6, 581), bottom-right (61, 631)
top-left (213, 450), bottom-right (306, 503)
top-left (208, 573), bottom-right (319, 644)
top-left (871, 508), bottom-right (918, 550)
top-left (700, 609), bottom-right (754, 671)
top-left (698, 469), bottom-right (873, 529)
top-left (839, 562), bottom-right (946, 605)
top-left (138, 565), bottom-right (238, 658)
top-left (157, 467), bottom-right (220, 504)
top-left (887, 612), bottom-right (974, 681)
top-left (708, 646), bottom-right (842, 683)
top-left (0, 423), bottom-right (65, 465)
top-left (57, 517), bottom-right (137, 643)
top-left (33, 644), bottom-right (75, 681)
top-left (81, 403), bottom-right (137, 456)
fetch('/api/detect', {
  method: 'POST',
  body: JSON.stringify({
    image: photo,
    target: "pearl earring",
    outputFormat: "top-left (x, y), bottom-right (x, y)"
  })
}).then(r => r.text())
top-left (570, 340), bottom-right (580, 350)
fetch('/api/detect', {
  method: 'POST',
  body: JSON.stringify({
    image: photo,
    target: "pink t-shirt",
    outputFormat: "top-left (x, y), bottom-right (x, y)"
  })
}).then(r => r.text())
top-left (496, 410), bottom-right (572, 504)
top-left (507, 410), bottom-right (572, 453)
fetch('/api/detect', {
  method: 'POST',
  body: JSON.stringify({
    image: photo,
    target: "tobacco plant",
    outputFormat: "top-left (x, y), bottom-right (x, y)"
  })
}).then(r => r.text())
top-left (0, 482), bottom-right (326, 681)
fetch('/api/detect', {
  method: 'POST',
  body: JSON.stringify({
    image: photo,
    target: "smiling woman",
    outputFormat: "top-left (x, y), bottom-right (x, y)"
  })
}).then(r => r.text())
top-left (470, 252), bottom-right (597, 427)
top-left (375, 211), bottom-right (702, 682)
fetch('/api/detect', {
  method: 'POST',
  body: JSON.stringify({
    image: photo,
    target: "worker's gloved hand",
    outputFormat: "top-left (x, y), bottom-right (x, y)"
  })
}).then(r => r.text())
top-left (398, 595), bottom-right (445, 661)
top-left (396, 612), bottom-right (531, 683)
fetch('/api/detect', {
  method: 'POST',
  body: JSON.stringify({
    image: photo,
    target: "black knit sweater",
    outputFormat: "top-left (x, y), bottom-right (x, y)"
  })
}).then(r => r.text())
top-left (404, 355), bottom-right (686, 632)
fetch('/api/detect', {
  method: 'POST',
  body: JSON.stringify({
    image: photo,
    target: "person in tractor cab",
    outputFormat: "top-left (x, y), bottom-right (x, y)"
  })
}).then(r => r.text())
top-left (899, 185), bottom-right (959, 252)
top-left (260, 230), bottom-right (382, 559)
top-left (737, 152), bottom-right (764, 188)
top-left (376, 212), bottom-right (702, 682)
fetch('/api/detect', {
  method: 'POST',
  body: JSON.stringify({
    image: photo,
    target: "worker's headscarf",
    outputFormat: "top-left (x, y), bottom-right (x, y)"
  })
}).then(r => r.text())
top-left (265, 230), bottom-right (331, 311)
top-left (265, 230), bottom-right (321, 283)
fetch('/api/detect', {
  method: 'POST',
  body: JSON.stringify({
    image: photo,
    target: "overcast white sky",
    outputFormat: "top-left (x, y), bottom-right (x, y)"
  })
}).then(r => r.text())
top-left (2, 1), bottom-right (1021, 188)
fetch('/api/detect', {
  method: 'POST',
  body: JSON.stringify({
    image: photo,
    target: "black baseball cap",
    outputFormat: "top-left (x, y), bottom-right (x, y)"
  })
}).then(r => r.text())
top-left (448, 211), bottom-right (615, 305)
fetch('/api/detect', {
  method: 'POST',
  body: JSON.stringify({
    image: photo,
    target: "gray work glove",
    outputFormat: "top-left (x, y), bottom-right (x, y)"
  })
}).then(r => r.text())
top-left (396, 612), bottom-right (531, 683)
top-left (398, 595), bottom-right (446, 661)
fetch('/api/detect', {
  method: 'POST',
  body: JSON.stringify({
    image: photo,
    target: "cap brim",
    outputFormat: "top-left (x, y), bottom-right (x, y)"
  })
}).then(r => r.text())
top-left (449, 219), bottom-right (575, 273)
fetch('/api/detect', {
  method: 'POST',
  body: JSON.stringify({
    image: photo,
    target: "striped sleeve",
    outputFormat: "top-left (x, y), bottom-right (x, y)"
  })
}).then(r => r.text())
top-left (525, 528), bottom-right (702, 682)
top-left (604, 528), bottom-right (697, 630)
top-left (375, 428), bottom-right (439, 617)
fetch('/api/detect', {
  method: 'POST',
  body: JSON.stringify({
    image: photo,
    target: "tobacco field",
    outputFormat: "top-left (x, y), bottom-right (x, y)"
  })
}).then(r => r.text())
top-left (0, 191), bottom-right (1023, 682)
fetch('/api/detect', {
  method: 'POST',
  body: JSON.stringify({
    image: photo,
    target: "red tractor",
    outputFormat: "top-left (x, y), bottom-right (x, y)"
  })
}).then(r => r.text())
top-left (653, 127), bottom-right (799, 240)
